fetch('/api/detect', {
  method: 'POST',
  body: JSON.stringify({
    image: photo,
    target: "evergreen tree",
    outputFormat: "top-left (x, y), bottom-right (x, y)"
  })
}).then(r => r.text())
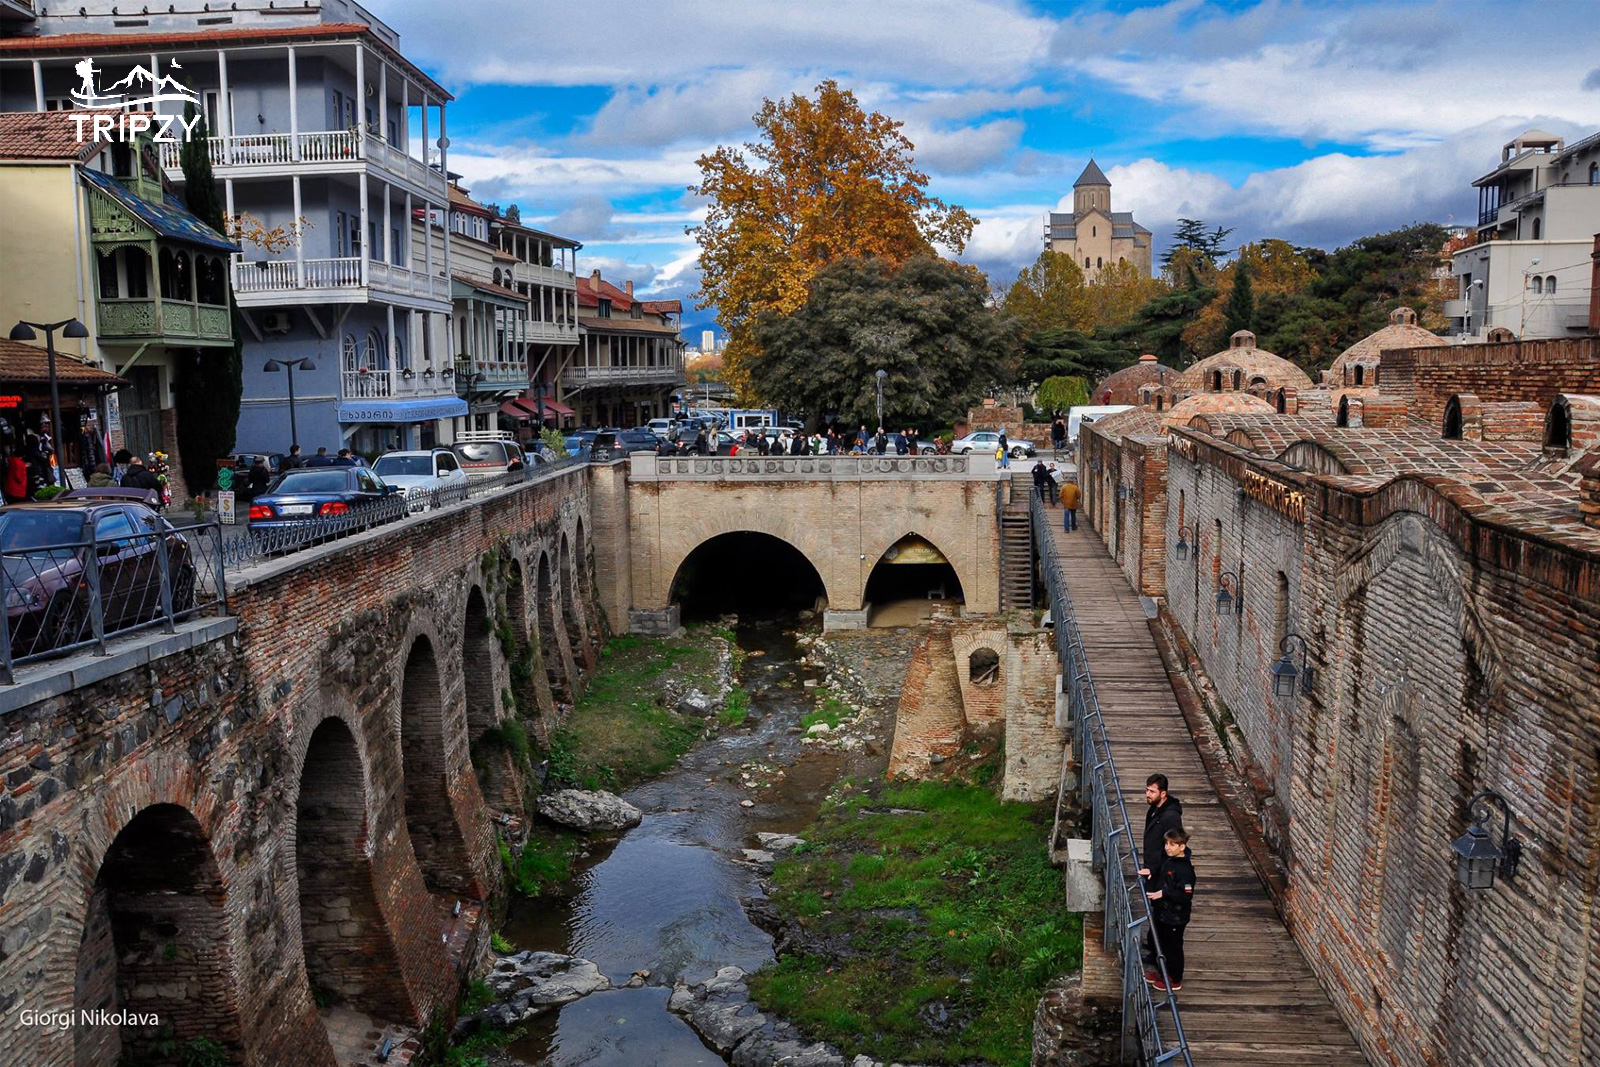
top-left (174, 101), bottom-right (243, 495)
top-left (1223, 258), bottom-right (1255, 337)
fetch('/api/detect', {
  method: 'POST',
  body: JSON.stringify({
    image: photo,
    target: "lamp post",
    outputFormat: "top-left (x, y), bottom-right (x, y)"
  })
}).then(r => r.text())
top-left (263, 357), bottom-right (316, 450)
top-left (1215, 568), bottom-right (1241, 616)
top-left (10, 318), bottom-right (90, 483)
top-left (875, 368), bottom-right (887, 428)
top-left (1269, 632), bottom-right (1314, 698)
top-left (1450, 790), bottom-right (1523, 891)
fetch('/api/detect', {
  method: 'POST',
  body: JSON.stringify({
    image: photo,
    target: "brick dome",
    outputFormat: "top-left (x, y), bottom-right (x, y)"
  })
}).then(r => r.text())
top-left (1175, 330), bottom-right (1314, 397)
top-left (1327, 307), bottom-right (1446, 383)
top-left (1163, 391), bottom-right (1274, 429)
top-left (1092, 354), bottom-right (1177, 406)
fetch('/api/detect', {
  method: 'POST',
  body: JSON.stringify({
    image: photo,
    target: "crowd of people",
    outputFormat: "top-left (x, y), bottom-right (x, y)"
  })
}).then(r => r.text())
top-left (654, 422), bottom-right (951, 457)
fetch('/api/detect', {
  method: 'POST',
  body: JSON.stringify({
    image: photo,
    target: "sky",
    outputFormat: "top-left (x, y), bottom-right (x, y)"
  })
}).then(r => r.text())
top-left (381, 0), bottom-right (1600, 336)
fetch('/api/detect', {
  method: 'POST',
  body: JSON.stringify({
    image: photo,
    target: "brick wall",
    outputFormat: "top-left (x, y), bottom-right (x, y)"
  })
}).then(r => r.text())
top-left (1381, 336), bottom-right (1600, 428)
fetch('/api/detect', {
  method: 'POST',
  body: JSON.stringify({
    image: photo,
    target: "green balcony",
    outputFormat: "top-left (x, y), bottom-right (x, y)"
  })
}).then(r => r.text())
top-left (97, 297), bottom-right (233, 346)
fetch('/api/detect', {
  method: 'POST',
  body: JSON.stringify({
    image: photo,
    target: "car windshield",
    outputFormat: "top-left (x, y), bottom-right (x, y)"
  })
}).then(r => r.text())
top-left (453, 443), bottom-right (507, 463)
top-left (271, 469), bottom-right (350, 493)
top-left (374, 455), bottom-right (433, 477)
top-left (0, 510), bottom-right (86, 552)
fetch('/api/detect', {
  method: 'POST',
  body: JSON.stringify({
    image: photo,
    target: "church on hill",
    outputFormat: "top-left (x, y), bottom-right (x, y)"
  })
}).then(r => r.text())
top-left (1044, 159), bottom-right (1153, 281)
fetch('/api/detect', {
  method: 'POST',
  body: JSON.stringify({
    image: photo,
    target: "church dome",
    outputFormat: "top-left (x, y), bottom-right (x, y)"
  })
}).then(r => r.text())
top-left (1327, 307), bottom-right (1446, 385)
top-left (1175, 330), bottom-right (1314, 398)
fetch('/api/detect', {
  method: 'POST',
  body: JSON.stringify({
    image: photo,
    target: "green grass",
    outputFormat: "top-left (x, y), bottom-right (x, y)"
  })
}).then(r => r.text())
top-left (499, 829), bottom-right (578, 897)
top-left (489, 932), bottom-right (515, 955)
top-left (719, 685), bottom-right (751, 726)
top-left (746, 769), bottom-right (1079, 1067)
top-left (538, 626), bottom-right (732, 791)
top-left (800, 690), bottom-right (852, 732)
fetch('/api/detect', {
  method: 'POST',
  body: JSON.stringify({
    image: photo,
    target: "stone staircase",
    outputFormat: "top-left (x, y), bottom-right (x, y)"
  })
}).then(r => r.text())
top-left (999, 503), bottom-right (1033, 610)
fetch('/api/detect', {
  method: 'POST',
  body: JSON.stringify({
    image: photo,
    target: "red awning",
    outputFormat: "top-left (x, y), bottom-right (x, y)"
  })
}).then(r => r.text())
top-left (499, 399), bottom-right (536, 421)
top-left (499, 397), bottom-right (576, 421)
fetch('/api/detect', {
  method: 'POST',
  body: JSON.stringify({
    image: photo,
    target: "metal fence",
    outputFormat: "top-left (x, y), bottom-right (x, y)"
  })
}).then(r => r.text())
top-left (1, 517), bottom-right (228, 684)
top-left (1030, 491), bottom-right (1194, 1067)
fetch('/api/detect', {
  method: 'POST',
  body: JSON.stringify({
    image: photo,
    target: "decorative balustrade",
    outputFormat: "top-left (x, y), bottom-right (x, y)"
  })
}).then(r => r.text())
top-left (513, 320), bottom-right (580, 343)
top-left (158, 129), bottom-right (445, 195)
top-left (564, 363), bottom-right (682, 385)
top-left (97, 298), bottom-right (232, 342)
top-left (509, 261), bottom-right (578, 289)
top-left (342, 370), bottom-right (393, 399)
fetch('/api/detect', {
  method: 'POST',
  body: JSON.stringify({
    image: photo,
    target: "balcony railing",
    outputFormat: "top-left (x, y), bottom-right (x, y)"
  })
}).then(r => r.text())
top-left (231, 256), bottom-right (449, 302)
top-left (343, 370), bottom-right (393, 398)
top-left (455, 359), bottom-right (528, 393)
top-left (513, 320), bottom-right (579, 344)
top-left (509, 261), bottom-right (578, 289)
top-left (97, 298), bottom-right (232, 343)
top-left (563, 363), bottom-right (683, 386)
top-left (158, 130), bottom-right (445, 194)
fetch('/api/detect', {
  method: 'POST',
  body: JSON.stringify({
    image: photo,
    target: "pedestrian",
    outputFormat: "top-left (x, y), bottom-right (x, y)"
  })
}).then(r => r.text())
top-left (694, 428), bottom-right (709, 455)
top-left (856, 424), bottom-right (869, 452)
top-left (3, 449), bottom-right (29, 502)
top-left (1031, 459), bottom-right (1050, 503)
top-left (121, 454), bottom-right (163, 504)
top-left (1138, 774), bottom-right (1184, 886)
top-left (998, 432), bottom-right (1011, 469)
top-left (87, 462), bottom-right (115, 488)
top-left (1060, 477), bottom-right (1080, 531)
top-left (1051, 418), bottom-right (1066, 454)
top-left (1045, 462), bottom-right (1060, 504)
top-left (789, 432), bottom-right (806, 457)
top-left (1144, 828), bottom-right (1196, 992)
top-left (111, 447), bottom-right (133, 486)
top-left (893, 429), bottom-right (909, 455)
top-left (247, 456), bottom-right (272, 499)
top-left (280, 444), bottom-right (303, 472)
top-left (827, 429), bottom-right (840, 455)
top-left (332, 448), bottom-right (357, 467)
top-left (306, 447), bottom-right (332, 467)
top-left (874, 427), bottom-right (888, 455)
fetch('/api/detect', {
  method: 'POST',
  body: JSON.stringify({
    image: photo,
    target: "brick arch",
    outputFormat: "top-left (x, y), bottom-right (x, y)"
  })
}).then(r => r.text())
top-left (536, 549), bottom-right (574, 704)
top-left (558, 531), bottom-right (589, 671)
top-left (461, 585), bottom-right (509, 806)
top-left (398, 634), bottom-right (479, 894)
top-left (498, 551), bottom-right (556, 726)
top-left (73, 801), bottom-right (249, 1067)
top-left (650, 520), bottom-right (852, 612)
top-left (859, 528), bottom-right (974, 607)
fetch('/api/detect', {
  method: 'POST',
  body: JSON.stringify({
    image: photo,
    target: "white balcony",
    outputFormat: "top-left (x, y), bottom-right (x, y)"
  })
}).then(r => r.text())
top-left (513, 320), bottom-right (580, 344)
top-left (160, 130), bottom-right (446, 198)
top-left (564, 362), bottom-right (683, 387)
top-left (510, 261), bottom-right (578, 289)
top-left (232, 255), bottom-right (451, 309)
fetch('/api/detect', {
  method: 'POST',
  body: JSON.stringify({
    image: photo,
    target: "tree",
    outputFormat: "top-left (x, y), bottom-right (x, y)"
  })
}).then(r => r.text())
top-left (1002, 250), bottom-right (1091, 334)
top-left (749, 256), bottom-right (1014, 427)
top-left (1035, 375), bottom-right (1088, 417)
top-left (1122, 284), bottom-right (1217, 365)
top-left (1160, 218), bottom-right (1234, 273)
top-left (174, 102), bottom-right (242, 496)
top-left (1019, 327), bottom-right (1136, 383)
top-left (690, 80), bottom-right (976, 399)
top-left (1087, 259), bottom-right (1165, 333)
top-left (1223, 258), bottom-right (1254, 337)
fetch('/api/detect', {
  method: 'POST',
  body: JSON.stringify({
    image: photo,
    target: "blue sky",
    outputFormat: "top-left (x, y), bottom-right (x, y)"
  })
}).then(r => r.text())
top-left (380, 0), bottom-right (1600, 335)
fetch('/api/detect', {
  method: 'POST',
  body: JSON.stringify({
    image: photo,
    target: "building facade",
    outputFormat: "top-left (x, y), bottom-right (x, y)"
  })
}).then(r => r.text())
top-left (1044, 158), bottom-right (1152, 281)
top-left (1448, 128), bottom-right (1600, 341)
top-left (0, 2), bottom-right (466, 458)
top-left (565, 269), bottom-right (684, 428)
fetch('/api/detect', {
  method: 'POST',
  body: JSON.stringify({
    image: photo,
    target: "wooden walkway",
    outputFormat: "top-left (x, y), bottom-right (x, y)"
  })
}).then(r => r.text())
top-left (1045, 519), bottom-right (1369, 1066)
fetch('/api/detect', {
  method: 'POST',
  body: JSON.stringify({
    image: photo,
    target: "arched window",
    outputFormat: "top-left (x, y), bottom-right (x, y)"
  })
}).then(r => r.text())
top-left (1545, 399), bottom-right (1572, 453)
top-left (1337, 396), bottom-right (1351, 428)
top-left (968, 648), bottom-right (999, 687)
top-left (1353, 365), bottom-right (1364, 386)
top-left (1085, 257), bottom-right (1091, 269)
top-left (366, 328), bottom-right (388, 371)
top-left (1096, 256), bottom-right (1103, 268)
top-left (1442, 395), bottom-right (1463, 440)
top-left (1547, 276), bottom-right (1557, 293)
top-left (1232, 370), bottom-right (1242, 391)
top-left (97, 251), bottom-right (119, 299)
top-left (1210, 370), bottom-right (1222, 392)
top-left (1531, 217), bottom-right (1542, 239)
top-left (341, 333), bottom-right (360, 373)
top-left (1276, 389), bottom-right (1287, 414)
top-left (1092, 225), bottom-right (1096, 237)
top-left (1591, 162), bottom-right (1599, 185)
top-left (1155, 395), bottom-right (1164, 411)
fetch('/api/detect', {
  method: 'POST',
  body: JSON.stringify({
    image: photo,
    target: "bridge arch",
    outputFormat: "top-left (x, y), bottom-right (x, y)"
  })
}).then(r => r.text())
top-left (861, 529), bottom-right (971, 619)
top-left (398, 634), bottom-right (477, 892)
top-left (74, 802), bottom-right (246, 1067)
top-left (537, 550), bottom-right (572, 703)
top-left (559, 531), bottom-right (589, 670)
top-left (669, 530), bottom-right (828, 619)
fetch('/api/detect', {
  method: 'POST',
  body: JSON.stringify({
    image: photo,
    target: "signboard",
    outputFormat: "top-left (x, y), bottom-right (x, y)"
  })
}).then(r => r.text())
top-left (63, 469), bottom-right (87, 489)
top-left (217, 490), bottom-right (236, 525)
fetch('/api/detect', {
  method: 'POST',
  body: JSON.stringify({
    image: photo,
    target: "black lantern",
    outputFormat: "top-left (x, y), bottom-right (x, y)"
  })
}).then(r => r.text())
top-left (1175, 524), bottom-right (1193, 561)
top-left (1270, 632), bottom-right (1314, 698)
top-left (1215, 570), bottom-right (1239, 616)
top-left (1450, 791), bottom-right (1522, 891)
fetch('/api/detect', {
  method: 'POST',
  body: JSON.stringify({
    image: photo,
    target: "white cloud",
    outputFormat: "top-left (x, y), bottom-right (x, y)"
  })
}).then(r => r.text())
top-left (580, 70), bottom-right (808, 148)
top-left (450, 144), bottom-right (704, 203)
top-left (904, 119), bottom-right (1026, 175)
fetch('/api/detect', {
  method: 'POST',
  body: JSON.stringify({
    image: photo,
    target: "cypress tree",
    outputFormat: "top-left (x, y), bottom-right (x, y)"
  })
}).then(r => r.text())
top-left (1224, 259), bottom-right (1255, 337)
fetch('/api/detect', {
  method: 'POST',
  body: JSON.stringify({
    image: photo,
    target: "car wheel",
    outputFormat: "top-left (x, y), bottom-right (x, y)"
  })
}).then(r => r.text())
top-left (43, 592), bottom-right (87, 650)
top-left (957, 446), bottom-right (971, 455)
top-left (1012, 446), bottom-right (1027, 458)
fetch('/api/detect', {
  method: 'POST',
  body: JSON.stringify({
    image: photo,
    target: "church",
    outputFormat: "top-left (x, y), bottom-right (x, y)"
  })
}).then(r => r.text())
top-left (1044, 159), bottom-right (1153, 281)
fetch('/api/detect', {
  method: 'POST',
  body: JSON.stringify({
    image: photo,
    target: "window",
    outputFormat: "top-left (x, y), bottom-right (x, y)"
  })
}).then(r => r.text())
top-left (436, 453), bottom-right (459, 473)
top-left (388, 115), bottom-right (400, 147)
top-left (97, 252), bottom-right (119, 299)
top-left (1353, 365), bottom-right (1364, 386)
top-left (44, 97), bottom-right (75, 111)
top-left (1545, 399), bottom-right (1571, 453)
top-left (1096, 256), bottom-right (1103, 268)
top-left (369, 219), bottom-right (381, 258)
top-left (1531, 217), bottom-right (1542, 240)
top-left (1092, 225), bottom-right (1096, 237)
top-left (1232, 370), bottom-right (1242, 391)
top-left (93, 509), bottom-right (138, 549)
top-left (1547, 276), bottom-right (1557, 293)
top-left (332, 89), bottom-right (344, 128)
top-left (1442, 396), bottom-right (1463, 439)
top-left (1085, 257), bottom-right (1090, 268)
top-left (1155, 395), bottom-right (1164, 411)
top-left (334, 211), bottom-right (350, 257)
top-left (1210, 370), bottom-right (1222, 392)
top-left (1591, 162), bottom-right (1599, 185)
top-left (159, 248), bottom-right (192, 301)
top-left (1460, 272), bottom-right (1472, 298)
top-left (391, 226), bottom-right (402, 265)
top-left (968, 648), bottom-right (999, 687)
top-left (597, 299), bottom-right (612, 318)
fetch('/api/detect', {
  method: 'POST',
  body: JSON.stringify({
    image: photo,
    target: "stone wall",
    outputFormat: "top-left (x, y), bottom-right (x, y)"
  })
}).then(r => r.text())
top-left (0, 466), bottom-right (605, 1066)
top-left (966, 403), bottom-right (1053, 447)
top-left (1380, 336), bottom-right (1600, 428)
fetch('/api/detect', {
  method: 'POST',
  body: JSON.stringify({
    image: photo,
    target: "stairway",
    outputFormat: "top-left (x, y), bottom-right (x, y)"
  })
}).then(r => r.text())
top-left (999, 503), bottom-right (1034, 611)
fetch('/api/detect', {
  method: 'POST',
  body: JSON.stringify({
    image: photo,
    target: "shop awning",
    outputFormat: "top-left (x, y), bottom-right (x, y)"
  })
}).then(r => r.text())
top-left (499, 398), bottom-right (537, 421)
top-left (0, 339), bottom-right (126, 388)
top-left (338, 395), bottom-right (468, 424)
top-left (502, 397), bottom-right (574, 420)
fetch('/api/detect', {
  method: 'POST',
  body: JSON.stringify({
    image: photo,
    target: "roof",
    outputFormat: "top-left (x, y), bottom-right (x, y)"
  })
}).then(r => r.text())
top-left (0, 110), bottom-right (105, 162)
top-left (0, 339), bottom-right (126, 387)
top-left (1074, 158), bottom-right (1109, 187)
top-left (0, 23), bottom-right (451, 102)
top-left (1165, 392), bottom-right (1274, 427)
top-left (81, 168), bottom-right (237, 252)
top-left (1093, 357), bottom-right (1177, 405)
top-left (448, 184), bottom-right (495, 217)
top-left (577, 274), bottom-right (681, 317)
top-left (1175, 330), bottom-right (1315, 395)
top-left (452, 272), bottom-right (526, 302)
top-left (1328, 307), bottom-right (1448, 375)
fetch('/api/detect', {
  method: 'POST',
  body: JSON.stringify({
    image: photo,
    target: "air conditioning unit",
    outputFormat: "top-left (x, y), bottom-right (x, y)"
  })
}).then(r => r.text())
top-left (260, 311), bottom-right (292, 334)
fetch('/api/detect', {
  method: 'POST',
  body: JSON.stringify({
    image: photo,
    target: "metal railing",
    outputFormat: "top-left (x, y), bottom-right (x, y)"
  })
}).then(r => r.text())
top-left (1030, 491), bottom-right (1194, 1067)
top-left (1, 518), bottom-right (228, 684)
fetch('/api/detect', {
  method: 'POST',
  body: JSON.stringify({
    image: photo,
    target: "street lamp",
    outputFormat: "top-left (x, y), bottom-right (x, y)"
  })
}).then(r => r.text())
top-left (263, 357), bottom-right (316, 450)
top-left (10, 317), bottom-right (89, 483)
top-left (875, 368), bottom-right (887, 428)
top-left (1450, 790), bottom-right (1523, 891)
top-left (1175, 524), bottom-right (1194, 561)
top-left (1269, 632), bottom-right (1314, 698)
top-left (1215, 569), bottom-right (1240, 616)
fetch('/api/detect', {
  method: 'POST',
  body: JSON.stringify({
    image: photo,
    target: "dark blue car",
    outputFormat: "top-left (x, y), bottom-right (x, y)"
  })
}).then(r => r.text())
top-left (247, 466), bottom-right (398, 529)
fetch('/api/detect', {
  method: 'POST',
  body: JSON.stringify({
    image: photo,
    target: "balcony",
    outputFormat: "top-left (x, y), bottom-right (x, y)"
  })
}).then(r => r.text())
top-left (231, 256), bottom-right (450, 308)
top-left (563, 362), bottom-right (683, 388)
top-left (97, 298), bottom-right (232, 345)
top-left (510, 261), bottom-right (578, 289)
top-left (455, 358), bottom-right (529, 395)
top-left (512, 319), bottom-right (580, 345)
top-left (341, 369), bottom-right (458, 402)
top-left (159, 130), bottom-right (446, 198)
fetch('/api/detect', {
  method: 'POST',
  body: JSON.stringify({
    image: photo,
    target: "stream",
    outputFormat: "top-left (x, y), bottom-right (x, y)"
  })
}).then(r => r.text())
top-left (498, 620), bottom-right (848, 1066)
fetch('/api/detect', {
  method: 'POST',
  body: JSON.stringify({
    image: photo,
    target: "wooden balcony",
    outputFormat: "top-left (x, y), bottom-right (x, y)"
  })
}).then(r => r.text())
top-left (96, 298), bottom-right (232, 346)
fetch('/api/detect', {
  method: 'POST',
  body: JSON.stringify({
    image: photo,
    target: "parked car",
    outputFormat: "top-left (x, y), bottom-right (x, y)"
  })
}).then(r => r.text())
top-left (247, 467), bottom-right (398, 529)
top-left (645, 417), bottom-right (677, 438)
top-left (227, 451), bottom-right (285, 478)
top-left (373, 449), bottom-right (469, 508)
top-left (450, 431), bottom-right (527, 477)
top-left (617, 428), bottom-right (660, 453)
top-left (951, 431), bottom-right (1035, 458)
top-left (1, 497), bottom-right (195, 657)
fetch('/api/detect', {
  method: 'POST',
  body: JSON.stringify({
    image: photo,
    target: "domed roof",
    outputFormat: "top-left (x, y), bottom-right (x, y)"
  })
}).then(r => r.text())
top-left (1175, 330), bottom-right (1314, 395)
top-left (1093, 354), bottom-right (1177, 405)
top-left (1163, 391), bottom-right (1274, 429)
top-left (1328, 307), bottom-right (1446, 376)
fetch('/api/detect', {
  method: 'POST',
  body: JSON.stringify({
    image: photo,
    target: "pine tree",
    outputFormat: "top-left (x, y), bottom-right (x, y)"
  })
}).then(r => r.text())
top-left (1224, 259), bottom-right (1255, 337)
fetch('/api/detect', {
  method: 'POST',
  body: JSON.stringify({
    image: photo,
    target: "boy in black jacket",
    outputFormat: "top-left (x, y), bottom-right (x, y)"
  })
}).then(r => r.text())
top-left (1144, 828), bottom-right (1196, 992)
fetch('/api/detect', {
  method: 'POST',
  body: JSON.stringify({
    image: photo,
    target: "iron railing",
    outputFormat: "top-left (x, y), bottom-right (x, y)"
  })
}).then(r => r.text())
top-left (1031, 491), bottom-right (1194, 1067)
top-left (1, 517), bottom-right (228, 684)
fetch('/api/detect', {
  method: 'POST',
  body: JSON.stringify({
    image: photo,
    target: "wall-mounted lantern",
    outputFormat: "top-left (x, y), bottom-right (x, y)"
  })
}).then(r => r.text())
top-left (1175, 524), bottom-right (1194, 561)
top-left (1116, 483), bottom-right (1129, 501)
top-left (1215, 569), bottom-right (1240, 616)
top-left (1270, 632), bottom-right (1314, 698)
top-left (1450, 791), bottom-right (1523, 891)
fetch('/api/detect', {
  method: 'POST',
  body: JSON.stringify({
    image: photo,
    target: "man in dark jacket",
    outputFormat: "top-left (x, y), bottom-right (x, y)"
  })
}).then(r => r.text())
top-left (1139, 773), bottom-right (1183, 884)
top-left (1145, 828), bottom-right (1196, 991)
top-left (280, 444), bottom-right (303, 472)
top-left (305, 447), bottom-right (333, 467)
top-left (121, 455), bottom-right (163, 506)
top-left (789, 432), bottom-right (806, 456)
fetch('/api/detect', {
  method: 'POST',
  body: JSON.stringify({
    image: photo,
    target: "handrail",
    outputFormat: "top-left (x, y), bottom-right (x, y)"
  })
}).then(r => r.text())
top-left (1030, 491), bottom-right (1194, 1067)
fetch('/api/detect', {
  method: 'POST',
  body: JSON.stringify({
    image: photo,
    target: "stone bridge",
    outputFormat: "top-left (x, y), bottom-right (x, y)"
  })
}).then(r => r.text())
top-left (0, 462), bottom-right (619, 1067)
top-left (619, 452), bottom-right (1004, 631)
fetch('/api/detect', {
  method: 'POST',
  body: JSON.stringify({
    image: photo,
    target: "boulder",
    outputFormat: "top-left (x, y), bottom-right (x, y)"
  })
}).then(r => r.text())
top-left (537, 789), bottom-right (643, 832)
top-left (740, 848), bottom-right (776, 871)
top-left (455, 951), bottom-right (612, 1036)
top-left (755, 833), bottom-right (806, 854)
top-left (678, 688), bottom-right (717, 716)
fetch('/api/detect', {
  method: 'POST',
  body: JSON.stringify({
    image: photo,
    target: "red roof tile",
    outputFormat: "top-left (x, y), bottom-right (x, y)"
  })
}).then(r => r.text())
top-left (0, 110), bottom-right (108, 162)
top-left (0, 339), bottom-right (125, 386)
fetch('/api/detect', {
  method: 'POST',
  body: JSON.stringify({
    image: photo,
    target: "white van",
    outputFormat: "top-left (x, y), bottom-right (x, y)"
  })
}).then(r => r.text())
top-left (1067, 405), bottom-right (1134, 445)
top-left (450, 430), bottom-right (525, 477)
top-left (646, 418), bottom-right (676, 439)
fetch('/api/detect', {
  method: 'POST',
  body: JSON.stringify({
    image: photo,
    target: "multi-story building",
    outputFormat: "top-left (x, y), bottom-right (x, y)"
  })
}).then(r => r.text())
top-left (491, 209), bottom-right (580, 430)
top-left (1043, 159), bottom-right (1152, 281)
top-left (0, 1), bottom-right (465, 457)
top-left (0, 111), bottom-right (235, 493)
top-left (566, 270), bottom-right (684, 428)
top-left (1448, 127), bottom-right (1600, 341)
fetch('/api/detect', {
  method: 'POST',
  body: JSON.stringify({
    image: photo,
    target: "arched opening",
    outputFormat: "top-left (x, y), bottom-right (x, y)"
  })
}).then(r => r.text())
top-left (462, 587), bottom-right (500, 801)
top-left (1276, 389), bottom-right (1288, 414)
top-left (74, 804), bottom-right (244, 1067)
top-left (671, 531), bottom-right (826, 620)
top-left (296, 718), bottom-right (409, 1021)
top-left (1353, 365), bottom-right (1365, 386)
top-left (399, 636), bottom-right (473, 892)
top-left (559, 533), bottom-right (586, 674)
top-left (1210, 370), bottom-right (1222, 392)
top-left (1232, 369), bottom-right (1242, 391)
top-left (537, 552), bottom-right (570, 703)
top-left (1545, 399), bottom-right (1572, 454)
top-left (1336, 396), bottom-right (1351, 428)
top-left (1442, 396), bottom-right (1464, 440)
top-left (502, 556), bottom-right (548, 721)
top-left (969, 647), bottom-right (999, 687)
top-left (1531, 217), bottom-right (1542, 240)
top-left (864, 533), bottom-right (965, 627)
top-left (1155, 395), bottom-right (1164, 411)
top-left (574, 518), bottom-right (592, 624)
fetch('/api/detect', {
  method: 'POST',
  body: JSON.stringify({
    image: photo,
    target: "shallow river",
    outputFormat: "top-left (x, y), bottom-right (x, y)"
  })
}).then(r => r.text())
top-left (499, 621), bottom-right (844, 1066)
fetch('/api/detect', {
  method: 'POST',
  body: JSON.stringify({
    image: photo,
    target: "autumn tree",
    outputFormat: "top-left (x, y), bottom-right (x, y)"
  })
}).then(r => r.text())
top-left (749, 257), bottom-right (1014, 427)
top-left (1002, 250), bottom-right (1092, 335)
top-left (690, 81), bottom-right (976, 399)
top-left (1088, 259), bottom-right (1165, 332)
top-left (1223, 258), bottom-right (1255, 336)
top-left (1182, 239), bottom-right (1314, 356)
